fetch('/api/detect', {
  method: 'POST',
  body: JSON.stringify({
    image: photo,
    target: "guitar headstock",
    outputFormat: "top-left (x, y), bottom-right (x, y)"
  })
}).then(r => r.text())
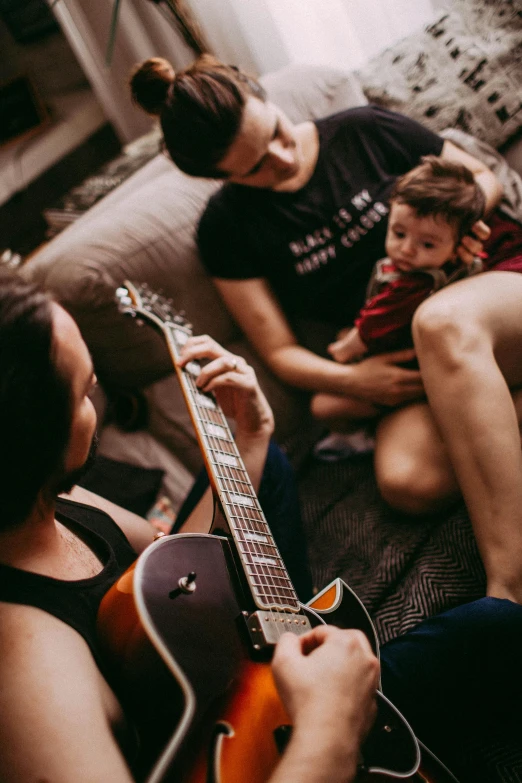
top-left (116, 281), bottom-right (193, 338)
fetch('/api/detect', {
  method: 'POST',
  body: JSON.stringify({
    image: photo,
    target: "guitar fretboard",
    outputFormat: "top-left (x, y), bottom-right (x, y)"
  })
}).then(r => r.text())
top-left (165, 323), bottom-right (300, 613)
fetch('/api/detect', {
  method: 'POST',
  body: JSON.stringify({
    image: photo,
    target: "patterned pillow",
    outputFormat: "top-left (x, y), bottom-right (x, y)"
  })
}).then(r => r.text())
top-left (356, 0), bottom-right (522, 149)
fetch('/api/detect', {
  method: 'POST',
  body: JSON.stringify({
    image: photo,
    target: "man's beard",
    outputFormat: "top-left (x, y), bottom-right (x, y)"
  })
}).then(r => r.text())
top-left (54, 431), bottom-right (100, 496)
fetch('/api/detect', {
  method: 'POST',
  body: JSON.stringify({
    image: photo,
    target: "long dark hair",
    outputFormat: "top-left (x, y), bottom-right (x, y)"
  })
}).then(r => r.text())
top-left (0, 272), bottom-right (72, 528)
top-left (130, 54), bottom-right (266, 177)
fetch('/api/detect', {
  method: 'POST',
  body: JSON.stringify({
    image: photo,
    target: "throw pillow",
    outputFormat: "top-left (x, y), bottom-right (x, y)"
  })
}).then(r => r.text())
top-left (356, 0), bottom-right (522, 149)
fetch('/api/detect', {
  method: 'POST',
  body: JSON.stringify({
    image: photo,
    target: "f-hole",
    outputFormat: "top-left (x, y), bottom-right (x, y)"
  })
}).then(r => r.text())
top-left (206, 721), bottom-right (234, 783)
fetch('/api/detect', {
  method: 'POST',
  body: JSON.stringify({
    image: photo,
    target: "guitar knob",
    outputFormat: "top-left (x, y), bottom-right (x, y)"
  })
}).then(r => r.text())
top-left (169, 571), bottom-right (197, 599)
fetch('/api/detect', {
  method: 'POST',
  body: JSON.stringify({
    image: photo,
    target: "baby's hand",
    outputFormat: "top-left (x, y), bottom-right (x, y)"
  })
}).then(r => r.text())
top-left (328, 327), bottom-right (368, 363)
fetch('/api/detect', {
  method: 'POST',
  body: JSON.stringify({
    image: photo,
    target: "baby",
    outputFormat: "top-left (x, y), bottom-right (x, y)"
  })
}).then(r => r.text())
top-left (312, 155), bottom-right (486, 427)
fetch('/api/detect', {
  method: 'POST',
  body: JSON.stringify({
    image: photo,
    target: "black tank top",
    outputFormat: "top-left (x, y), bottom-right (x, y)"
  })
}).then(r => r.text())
top-left (0, 497), bottom-right (137, 671)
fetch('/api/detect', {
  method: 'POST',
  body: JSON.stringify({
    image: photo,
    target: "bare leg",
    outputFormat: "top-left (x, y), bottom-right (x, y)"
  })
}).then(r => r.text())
top-left (412, 271), bottom-right (522, 603)
top-left (375, 402), bottom-right (459, 515)
top-left (376, 389), bottom-right (522, 513)
top-left (311, 392), bottom-right (381, 430)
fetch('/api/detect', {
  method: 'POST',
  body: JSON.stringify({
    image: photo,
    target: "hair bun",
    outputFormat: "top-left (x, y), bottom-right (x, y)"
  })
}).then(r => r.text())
top-left (130, 57), bottom-right (175, 116)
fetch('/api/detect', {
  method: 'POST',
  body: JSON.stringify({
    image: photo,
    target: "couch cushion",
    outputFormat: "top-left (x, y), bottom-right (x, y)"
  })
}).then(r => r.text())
top-left (357, 0), bottom-right (522, 149)
top-left (261, 63), bottom-right (367, 121)
top-left (22, 163), bottom-right (233, 388)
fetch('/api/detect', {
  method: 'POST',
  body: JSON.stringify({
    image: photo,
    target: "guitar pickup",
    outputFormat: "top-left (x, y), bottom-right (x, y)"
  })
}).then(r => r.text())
top-left (246, 611), bottom-right (312, 651)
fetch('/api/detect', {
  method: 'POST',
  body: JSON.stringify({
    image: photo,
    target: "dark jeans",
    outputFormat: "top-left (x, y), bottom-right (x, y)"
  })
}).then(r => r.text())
top-left (381, 597), bottom-right (522, 782)
top-left (172, 440), bottom-right (314, 601)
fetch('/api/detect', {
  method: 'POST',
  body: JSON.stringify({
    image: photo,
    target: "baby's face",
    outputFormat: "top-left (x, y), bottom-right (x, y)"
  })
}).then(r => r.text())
top-left (385, 202), bottom-right (458, 272)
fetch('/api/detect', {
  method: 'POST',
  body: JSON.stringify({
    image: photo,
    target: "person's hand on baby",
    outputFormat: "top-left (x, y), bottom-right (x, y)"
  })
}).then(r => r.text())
top-left (457, 219), bottom-right (490, 265)
top-left (328, 326), bottom-right (368, 364)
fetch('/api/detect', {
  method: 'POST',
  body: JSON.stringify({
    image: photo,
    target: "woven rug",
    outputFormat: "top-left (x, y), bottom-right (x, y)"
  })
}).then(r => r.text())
top-left (298, 453), bottom-right (522, 783)
top-left (299, 453), bottom-right (486, 644)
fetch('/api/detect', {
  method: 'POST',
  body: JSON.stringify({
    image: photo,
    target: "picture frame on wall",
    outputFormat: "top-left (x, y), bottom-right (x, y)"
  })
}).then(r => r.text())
top-left (0, 75), bottom-right (49, 148)
top-left (0, 0), bottom-right (58, 45)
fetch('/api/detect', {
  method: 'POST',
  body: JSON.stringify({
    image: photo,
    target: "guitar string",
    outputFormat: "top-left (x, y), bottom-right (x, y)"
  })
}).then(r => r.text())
top-left (195, 404), bottom-right (296, 609)
top-left (178, 351), bottom-right (278, 607)
top-left (187, 366), bottom-right (300, 635)
top-left (194, 398), bottom-right (285, 610)
top-left (147, 301), bottom-right (287, 608)
top-left (155, 303), bottom-right (299, 644)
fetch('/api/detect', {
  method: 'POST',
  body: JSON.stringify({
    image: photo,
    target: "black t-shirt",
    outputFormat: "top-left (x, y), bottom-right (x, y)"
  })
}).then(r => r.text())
top-left (197, 105), bottom-right (444, 328)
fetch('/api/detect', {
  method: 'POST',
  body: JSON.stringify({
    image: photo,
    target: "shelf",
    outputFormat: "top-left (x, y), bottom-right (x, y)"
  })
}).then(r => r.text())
top-left (0, 87), bottom-right (106, 206)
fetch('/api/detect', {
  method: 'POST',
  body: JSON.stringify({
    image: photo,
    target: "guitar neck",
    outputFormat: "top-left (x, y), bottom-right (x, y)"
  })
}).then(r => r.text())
top-left (164, 323), bottom-right (299, 613)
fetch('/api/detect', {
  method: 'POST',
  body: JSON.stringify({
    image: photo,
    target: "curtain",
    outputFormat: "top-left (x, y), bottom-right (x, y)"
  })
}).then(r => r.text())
top-left (48, 0), bottom-right (197, 141)
top-left (187, 0), bottom-right (436, 74)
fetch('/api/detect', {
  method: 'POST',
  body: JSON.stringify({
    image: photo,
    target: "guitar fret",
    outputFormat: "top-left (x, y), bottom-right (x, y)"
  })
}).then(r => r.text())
top-left (238, 543), bottom-right (278, 555)
top-left (250, 555), bottom-right (279, 566)
top-left (213, 453), bottom-right (239, 467)
top-left (196, 408), bottom-right (227, 425)
top-left (231, 523), bottom-right (270, 538)
top-left (241, 532), bottom-right (270, 544)
top-left (251, 584), bottom-right (296, 595)
top-left (240, 549), bottom-right (280, 563)
top-left (226, 494), bottom-right (255, 507)
top-left (249, 574), bottom-right (294, 585)
top-left (194, 392), bottom-right (216, 410)
top-left (198, 412), bottom-right (231, 431)
top-left (204, 423), bottom-right (229, 439)
top-left (228, 509), bottom-right (265, 521)
top-left (246, 562), bottom-right (288, 573)
top-left (218, 479), bottom-right (252, 494)
top-left (206, 438), bottom-right (237, 456)
top-left (215, 468), bottom-right (248, 482)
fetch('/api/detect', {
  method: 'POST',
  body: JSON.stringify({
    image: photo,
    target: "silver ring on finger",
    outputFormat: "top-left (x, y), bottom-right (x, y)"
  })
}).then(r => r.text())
top-left (230, 357), bottom-right (238, 371)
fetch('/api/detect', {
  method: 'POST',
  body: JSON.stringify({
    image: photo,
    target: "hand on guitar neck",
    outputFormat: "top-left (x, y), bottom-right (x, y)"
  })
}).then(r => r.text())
top-left (177, 334), bottom-right (275, 495)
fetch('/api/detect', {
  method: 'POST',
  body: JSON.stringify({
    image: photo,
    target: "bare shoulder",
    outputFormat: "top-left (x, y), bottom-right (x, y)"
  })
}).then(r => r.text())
top-left (65, 485), bottom-right (155, 554)
top-left (0, 602), bottom-right (134, 782)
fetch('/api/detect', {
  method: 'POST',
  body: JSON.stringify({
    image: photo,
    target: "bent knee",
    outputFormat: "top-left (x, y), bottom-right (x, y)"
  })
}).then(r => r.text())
top-left (310, 393), bottom-right (334, 422)
top-left (412, 296), bottom-right (487, 365)
top-left (376, 457), bottom-right (455, 516)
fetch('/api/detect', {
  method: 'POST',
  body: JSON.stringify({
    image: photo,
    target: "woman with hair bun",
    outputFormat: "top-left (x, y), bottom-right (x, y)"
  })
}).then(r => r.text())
top-left (130, 54), bottom-right (522, 607)
top-left (131, 55), bottom-right (267, 177)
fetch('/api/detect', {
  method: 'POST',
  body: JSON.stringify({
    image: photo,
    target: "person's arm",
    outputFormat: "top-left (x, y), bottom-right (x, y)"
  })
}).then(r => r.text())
top-left (441, 140), bottom-right (503, 215)
top-left (268, 625), bottom-right (380, 783)
top-left (214, 276), bottom-right (423, 407)
top-left (440, 140), bottom-right (503, 263)
top-left (0, 604), bottom-right (134, 783)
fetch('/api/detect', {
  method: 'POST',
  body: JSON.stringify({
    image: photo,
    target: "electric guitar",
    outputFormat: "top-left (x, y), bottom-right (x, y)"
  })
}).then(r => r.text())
top-left (97, 281), bottom-right (458, 783)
